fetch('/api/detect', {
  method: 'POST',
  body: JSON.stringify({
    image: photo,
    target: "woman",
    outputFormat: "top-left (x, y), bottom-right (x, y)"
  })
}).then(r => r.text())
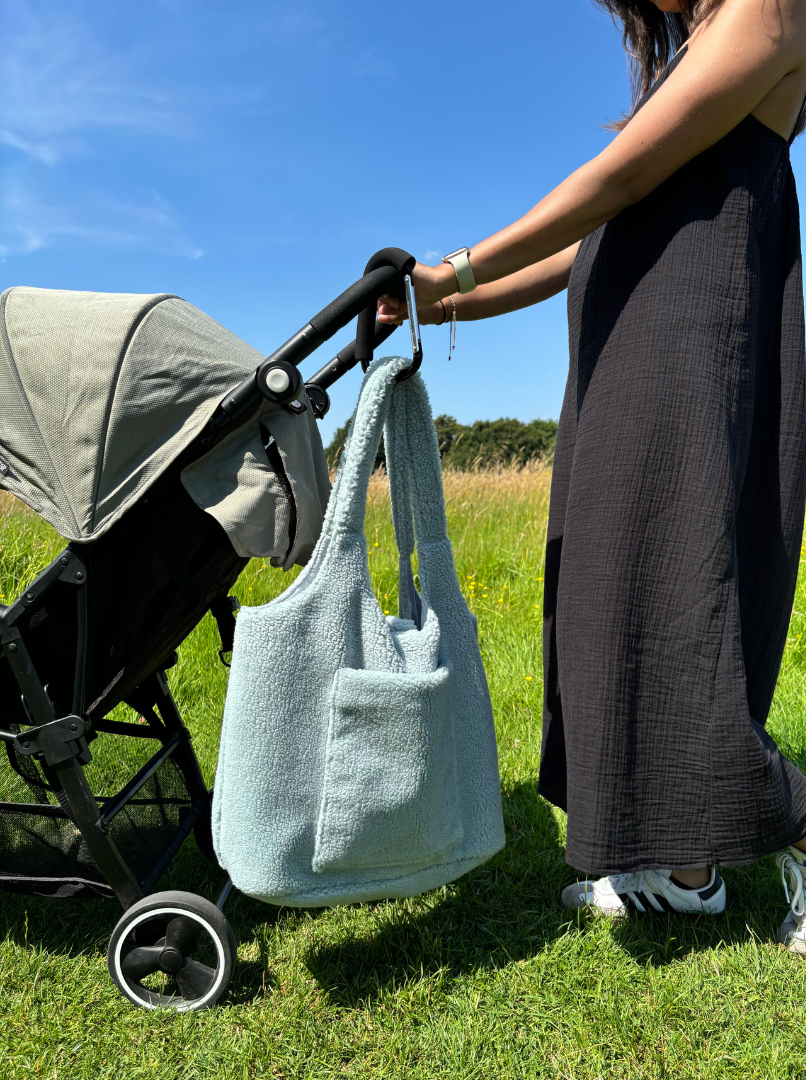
top-left (379, 0), bottom-right (806, 951)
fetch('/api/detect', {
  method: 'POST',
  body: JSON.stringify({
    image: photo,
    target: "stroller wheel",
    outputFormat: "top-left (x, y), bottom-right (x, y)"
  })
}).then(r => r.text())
top-left (108, 890), bottom-right (236, 1011)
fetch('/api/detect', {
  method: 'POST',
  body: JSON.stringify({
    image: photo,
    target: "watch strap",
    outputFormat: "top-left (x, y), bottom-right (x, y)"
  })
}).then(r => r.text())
top-left (442, 247), bottom-right (477, 294)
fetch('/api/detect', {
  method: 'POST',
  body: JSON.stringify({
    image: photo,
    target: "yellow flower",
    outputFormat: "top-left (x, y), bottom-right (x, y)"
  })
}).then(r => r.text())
top-left (374, 542), bottom-right (379, 547)
top-left (384, 610), bottom-right (390, 615)
top-left (526, 676), bottom-right (533, 681)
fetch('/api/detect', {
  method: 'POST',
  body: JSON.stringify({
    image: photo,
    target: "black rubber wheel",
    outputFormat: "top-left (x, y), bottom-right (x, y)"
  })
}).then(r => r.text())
top-left (108, 890), bottom-right (236, 1010)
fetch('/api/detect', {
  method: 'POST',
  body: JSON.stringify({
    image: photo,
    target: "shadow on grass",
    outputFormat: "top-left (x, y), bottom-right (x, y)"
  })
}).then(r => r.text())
top-left (305, 779), bottom-right (570, 1006)
top-left (1, 780), bottom-right (793, 1007)
top-left (305, 782), bottom-right (792, 1004)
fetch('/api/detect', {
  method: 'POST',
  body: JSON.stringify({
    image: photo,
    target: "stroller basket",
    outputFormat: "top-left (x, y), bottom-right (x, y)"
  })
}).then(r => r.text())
top-left (1, 723), bottom-right (197, 899)
top-left (0, 246), bottom-right (421, 1010)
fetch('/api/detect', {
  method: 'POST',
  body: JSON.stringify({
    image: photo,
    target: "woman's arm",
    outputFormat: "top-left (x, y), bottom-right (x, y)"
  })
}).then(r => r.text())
top-left (408, 0), bottom-right (806, 306)
top-left (381, 244), bottom-right (580, 326)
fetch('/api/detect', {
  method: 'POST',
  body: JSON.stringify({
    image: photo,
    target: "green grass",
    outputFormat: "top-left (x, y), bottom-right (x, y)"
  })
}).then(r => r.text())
top-left (1, 469), bottom-right (806, 1080)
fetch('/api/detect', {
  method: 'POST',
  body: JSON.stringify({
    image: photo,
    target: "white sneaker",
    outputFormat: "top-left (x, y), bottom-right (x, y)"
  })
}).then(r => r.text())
top-left (777, 847), bottom-right (806, 955)
top-left (561, 868), bottom-right (726, 917)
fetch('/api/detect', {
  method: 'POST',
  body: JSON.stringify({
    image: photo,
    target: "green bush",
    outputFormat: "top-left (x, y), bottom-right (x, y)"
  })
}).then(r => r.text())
top-left (326, 414), bottom-right (558, 471)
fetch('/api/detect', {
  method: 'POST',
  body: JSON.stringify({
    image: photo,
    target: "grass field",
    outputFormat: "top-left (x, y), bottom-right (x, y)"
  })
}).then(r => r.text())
top-left (2, 468), bottom-right (806, 1080)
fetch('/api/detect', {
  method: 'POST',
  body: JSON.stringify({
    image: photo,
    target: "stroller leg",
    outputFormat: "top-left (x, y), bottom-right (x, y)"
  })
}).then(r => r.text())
top-left (136, 669), bottom-right (210, 807)
top-left (1, 624), bottom-right (144, 908)
top-left (51, 757), bottom-right (143, 907)
top-left (216, 877), bottom-right (233, 910)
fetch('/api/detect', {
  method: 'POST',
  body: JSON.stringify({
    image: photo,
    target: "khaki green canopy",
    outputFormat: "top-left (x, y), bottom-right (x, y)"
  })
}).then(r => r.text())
top-left (0, 287), bottom-right (330, 567)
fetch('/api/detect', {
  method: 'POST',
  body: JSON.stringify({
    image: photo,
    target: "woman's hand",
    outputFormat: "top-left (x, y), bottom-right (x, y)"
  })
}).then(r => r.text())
top-left (377, 292), bottom-right (445, 327)
top-left (410, 260), bottom-right (458, 305)
top-left (376, 259), bottom-right (457, 326)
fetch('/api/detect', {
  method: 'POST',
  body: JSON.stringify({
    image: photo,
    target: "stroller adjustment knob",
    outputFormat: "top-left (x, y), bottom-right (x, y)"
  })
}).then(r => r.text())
top-left (256, 359), bottom-right (303, 407)
top-left (266, 368), bottom-right (290, 394)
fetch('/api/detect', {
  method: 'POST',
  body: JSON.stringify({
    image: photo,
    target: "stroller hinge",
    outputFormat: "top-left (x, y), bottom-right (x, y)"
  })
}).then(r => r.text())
top-left (14, 714), bottom-right (92, 768)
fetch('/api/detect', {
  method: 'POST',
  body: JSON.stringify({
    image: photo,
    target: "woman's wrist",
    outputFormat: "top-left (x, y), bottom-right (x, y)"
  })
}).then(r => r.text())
top-left (419, 299), bottom-right (449, 326)
top-left (418, 261), bottom-right (457, 303)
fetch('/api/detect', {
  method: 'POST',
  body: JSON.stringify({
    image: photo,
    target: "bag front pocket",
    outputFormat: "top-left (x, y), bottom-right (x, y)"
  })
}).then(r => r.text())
top-left (312, 665), bottom-right (463, 875)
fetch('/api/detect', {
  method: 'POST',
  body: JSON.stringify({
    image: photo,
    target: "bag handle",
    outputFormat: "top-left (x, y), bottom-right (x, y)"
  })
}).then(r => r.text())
top-left (383, 372), bottom-right (452, 621)
top-left (323, 358), bottom-right (449, 557)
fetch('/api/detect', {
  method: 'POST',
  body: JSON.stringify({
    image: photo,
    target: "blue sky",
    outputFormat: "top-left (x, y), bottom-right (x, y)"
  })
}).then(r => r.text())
top-left (4, 0), bottom-right (806, 445)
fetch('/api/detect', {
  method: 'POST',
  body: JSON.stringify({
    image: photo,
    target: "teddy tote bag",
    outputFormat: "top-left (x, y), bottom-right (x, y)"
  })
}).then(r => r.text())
top-left (212, 356), bottom-right (505, 907)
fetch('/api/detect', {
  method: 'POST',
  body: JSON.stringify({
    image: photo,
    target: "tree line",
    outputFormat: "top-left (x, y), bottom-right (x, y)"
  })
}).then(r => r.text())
top-left (325, 415), bottom-right (558, 471)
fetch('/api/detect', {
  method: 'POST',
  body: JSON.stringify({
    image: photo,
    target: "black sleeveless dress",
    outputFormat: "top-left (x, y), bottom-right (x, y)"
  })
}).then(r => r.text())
top-left (539, 47), bottom-right (806, 875)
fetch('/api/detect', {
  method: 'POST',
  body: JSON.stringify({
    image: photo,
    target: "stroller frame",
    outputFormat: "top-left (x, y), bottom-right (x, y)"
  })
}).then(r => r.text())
top-left (0, 549), bottom-right (208, 909)
top-left (0, 247), bottom-right (421, 1010)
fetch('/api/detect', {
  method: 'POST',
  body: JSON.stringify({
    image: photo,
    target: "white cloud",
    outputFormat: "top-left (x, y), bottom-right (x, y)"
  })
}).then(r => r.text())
top-left (0, 172), bottom-right (204, 261)
top-left (0, 1), bottom-right (202, 259)
top-left (0, 3), bottom-right (185, 164)
top-left (424, 249), bottom-right (441, 261)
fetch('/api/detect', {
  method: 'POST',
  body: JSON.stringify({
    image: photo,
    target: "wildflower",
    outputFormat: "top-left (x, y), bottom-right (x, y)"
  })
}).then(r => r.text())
top-left (525, 676), bottom-right (533, 681)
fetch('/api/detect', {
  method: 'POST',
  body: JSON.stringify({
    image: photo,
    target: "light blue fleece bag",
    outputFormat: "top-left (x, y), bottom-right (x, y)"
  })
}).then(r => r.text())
top-left (212, 355), bottom-right (505, 906)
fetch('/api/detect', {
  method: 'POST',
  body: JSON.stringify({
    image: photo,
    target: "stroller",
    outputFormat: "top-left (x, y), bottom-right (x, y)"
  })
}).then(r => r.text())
top-left (0, 248), bottom-right (422, 1010)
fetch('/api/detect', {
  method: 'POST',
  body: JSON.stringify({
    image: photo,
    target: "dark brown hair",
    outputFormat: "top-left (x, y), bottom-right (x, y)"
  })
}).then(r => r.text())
top-left (594, 1), bottom-right (725, 124)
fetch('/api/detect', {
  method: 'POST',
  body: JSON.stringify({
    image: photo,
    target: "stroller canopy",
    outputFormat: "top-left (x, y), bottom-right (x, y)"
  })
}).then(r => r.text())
top-left (0, 287), bottom-right (329, 561)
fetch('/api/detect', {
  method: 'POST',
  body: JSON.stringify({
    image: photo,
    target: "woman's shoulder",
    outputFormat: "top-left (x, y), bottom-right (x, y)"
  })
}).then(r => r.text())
top-left (685, 0), bottom-right (806, 142)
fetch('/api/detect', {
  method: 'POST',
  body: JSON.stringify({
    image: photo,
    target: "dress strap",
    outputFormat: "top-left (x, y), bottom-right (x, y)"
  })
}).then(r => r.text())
top-left (632, 45), bottom-right (689, 118)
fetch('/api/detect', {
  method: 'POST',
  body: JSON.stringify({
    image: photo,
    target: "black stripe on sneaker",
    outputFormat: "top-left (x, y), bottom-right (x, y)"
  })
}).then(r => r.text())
top-left (653, 893), bottom-right (675, 913)
top-left (632, 891), bottom-right (651, 913)
top-left (698, 874), bottom-right (723, 902)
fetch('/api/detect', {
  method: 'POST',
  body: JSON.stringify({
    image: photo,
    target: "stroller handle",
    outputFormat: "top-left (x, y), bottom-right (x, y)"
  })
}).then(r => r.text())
top-left (213, 248), bottom-right (416, 429)
top-left (306, 321), bottom-right (398, 393)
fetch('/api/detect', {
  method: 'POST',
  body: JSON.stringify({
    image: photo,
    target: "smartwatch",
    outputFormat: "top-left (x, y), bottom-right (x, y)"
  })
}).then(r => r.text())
top-left (442, 247), bottom-right (477, 294)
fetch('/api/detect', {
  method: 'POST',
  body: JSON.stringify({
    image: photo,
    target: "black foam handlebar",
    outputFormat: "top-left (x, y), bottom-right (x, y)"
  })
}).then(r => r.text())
top-left (204, 247), bottom-right (417, 438)
top-left (355, 248), bottom-right (416, 370)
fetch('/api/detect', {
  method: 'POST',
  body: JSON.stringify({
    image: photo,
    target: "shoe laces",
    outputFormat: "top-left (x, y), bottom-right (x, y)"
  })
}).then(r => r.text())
top-left (778, 853), bottom-right (806, 920)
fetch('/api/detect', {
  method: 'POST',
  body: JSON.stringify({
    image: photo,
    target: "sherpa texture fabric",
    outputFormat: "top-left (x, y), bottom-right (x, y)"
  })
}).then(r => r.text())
top-left (212, 355), bottom-right (505, 907)
top-left (0, 288), bottom-right (330, 562)
top-left (539, 47), bottom-right (806, 874)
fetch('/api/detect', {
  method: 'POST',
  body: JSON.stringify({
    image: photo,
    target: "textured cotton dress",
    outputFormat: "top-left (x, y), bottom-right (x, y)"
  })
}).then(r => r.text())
top-left (538, 47), bottom-right (806, 874)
